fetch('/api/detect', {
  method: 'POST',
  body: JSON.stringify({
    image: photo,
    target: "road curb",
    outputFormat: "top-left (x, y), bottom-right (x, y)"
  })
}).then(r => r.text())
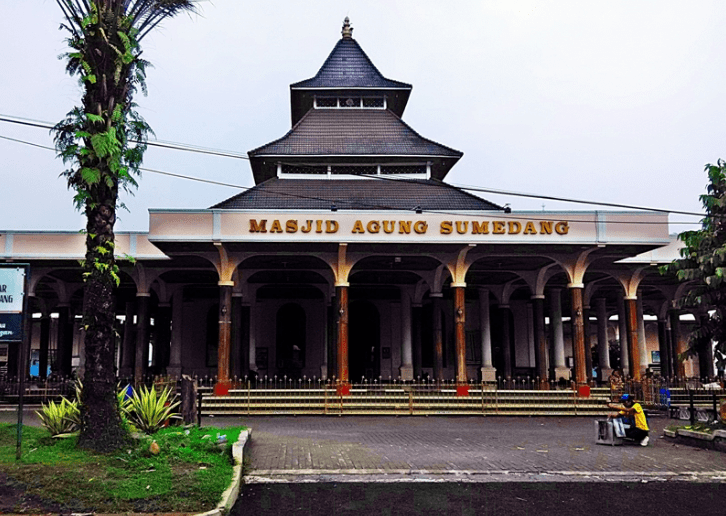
top-left (196, 428), bottom-right (251, 516)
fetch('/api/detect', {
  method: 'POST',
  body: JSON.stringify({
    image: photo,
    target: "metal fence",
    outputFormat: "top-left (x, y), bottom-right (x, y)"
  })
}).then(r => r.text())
top-left (2, 374), bottom-right (722, 419)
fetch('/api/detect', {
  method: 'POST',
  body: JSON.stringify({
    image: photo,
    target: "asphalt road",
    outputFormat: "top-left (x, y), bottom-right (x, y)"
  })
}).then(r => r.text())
top-left (233, 482), bottom-right (726, 516)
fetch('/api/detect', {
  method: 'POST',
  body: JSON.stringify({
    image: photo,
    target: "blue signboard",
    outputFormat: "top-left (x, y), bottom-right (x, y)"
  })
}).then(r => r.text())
top-left (0, 313), bottom-right (22, 341)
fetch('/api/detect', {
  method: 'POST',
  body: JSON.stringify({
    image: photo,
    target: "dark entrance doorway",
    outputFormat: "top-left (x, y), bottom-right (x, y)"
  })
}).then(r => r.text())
top-left (276, 303), bottom-right (306, 378)
top-left (349, 300), bottom-right (380, 381)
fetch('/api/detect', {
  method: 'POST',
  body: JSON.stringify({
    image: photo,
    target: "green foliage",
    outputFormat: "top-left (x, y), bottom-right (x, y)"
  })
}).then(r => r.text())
top-left (0, 423), bottom-right (244, 512)
top-left (123, 385), bottom-right (181, 434)
top-left (35, 398), bottom-right (80, 437)
top-left (662, 159), bottom-right (726, 371)
top-left (52, 0), bottom-right (198, 452)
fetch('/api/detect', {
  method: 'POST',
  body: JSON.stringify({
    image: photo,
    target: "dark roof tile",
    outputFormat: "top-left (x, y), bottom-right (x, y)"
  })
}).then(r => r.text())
top-left (212, 178), bottom-right (501, 211)
top-left (291, 39), bottom-right (411, 90)
top-left (248, 109), bottom-right (462, 157)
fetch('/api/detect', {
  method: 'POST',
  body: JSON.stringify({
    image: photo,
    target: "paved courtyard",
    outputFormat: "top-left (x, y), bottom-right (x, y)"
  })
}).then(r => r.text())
top-left (210, 415), bottom-right (726, 482)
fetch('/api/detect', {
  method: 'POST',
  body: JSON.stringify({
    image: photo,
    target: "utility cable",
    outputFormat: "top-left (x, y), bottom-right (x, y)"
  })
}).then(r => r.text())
top-left (0, 128), bottom-right (706, 224)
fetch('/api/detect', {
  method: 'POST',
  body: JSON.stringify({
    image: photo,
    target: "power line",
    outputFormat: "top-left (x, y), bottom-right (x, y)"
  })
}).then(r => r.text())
top-left (0, 115), bottom-right (250, 160)
top-left (0, 126), bottom-right (707, 224)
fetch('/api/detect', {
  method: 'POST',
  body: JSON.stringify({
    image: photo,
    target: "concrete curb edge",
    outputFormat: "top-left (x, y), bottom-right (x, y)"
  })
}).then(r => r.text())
top-left (196, 428), bottom-right (251, 516)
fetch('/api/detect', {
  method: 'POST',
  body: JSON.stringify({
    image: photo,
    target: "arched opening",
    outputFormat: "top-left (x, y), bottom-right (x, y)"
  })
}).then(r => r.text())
top-left (276, 303), bottom-right (306, 377)
top-left (349, 300), bottom-right (380, 381)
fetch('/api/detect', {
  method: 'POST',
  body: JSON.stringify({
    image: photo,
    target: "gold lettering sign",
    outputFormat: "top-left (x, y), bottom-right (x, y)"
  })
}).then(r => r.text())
top-left (247, 219), bottom-right (570, 237)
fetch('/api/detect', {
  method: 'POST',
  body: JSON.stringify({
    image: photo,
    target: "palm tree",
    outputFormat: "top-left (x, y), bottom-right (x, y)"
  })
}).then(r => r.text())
top-left (54, 0), bottom-right (197, 452)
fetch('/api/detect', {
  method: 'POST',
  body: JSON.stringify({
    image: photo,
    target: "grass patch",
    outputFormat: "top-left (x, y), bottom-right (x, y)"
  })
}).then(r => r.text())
top-left (0, 423), bottom-right (244, 513)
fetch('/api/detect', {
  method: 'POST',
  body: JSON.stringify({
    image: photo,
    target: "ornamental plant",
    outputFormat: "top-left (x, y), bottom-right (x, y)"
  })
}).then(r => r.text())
top-left (123, 384), bottom-right (181, 434)
top-left (53, 1), bottom-right (198, 452)
top-left (36, 398), bottom-right (80, 437)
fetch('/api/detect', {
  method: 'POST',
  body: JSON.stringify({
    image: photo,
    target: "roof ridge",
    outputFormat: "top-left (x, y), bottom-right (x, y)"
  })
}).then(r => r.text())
top-left (209, 177), bottom-right (279, 208)
top-left (247, 108), bottom-right (315, 157)
top-left (381, 110), bottom-right (463, 157)
top-left (425, 178), bottom-right (504, 210)
top-left (249, 109), bottom-right (462, 157)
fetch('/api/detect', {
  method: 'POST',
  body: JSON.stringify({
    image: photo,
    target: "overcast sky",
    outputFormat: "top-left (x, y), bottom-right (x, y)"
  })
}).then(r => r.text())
top-left (2, 1), bottom-right (724, 233)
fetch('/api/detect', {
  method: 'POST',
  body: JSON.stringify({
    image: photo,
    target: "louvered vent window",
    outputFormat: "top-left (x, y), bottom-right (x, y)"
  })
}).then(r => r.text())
top-left (281, 164), bottom-right (328, 174)
top-left (340, 97), bottom-right (361, 108)
top-left (380, 165), bottom-right (427, 175)
top-left (331, 165), bottom-right (378, 175)
top-left (362, 97), bottom-right (385, 108)
top-left (314, 96), bottom-right (386, 109)
top-left (316, 97), bottom-right (337, 108)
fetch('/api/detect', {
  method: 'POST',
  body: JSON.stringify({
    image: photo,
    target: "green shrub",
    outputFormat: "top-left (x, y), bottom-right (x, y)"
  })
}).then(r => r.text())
top-left (35, 398), bottom-right (80, 437)
top-left (123, 385), bottom-right (180, 434)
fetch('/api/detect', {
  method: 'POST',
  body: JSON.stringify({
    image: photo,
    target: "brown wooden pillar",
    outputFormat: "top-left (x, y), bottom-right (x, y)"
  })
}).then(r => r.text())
top-left (670, 309), bottom-right (685, 378)
top-left (500, 305), bottom-right (513, 381)
top-left (231, 295), bottom-right (243, 379)
top-left (657, 317), bottom-right (670, 380)
top-left (336, 285), bottom-right (349, 387)
top-left (453, 286), bottom-right (467, 385)
top-left (154, 303), bottom-right (171, 372)
top-left (532, 296), bottom-right (548, 386)
top-left (432, 294), bottom-right (444, 381)
top-left (119, 301), bottom-right (135, 378)
top-left (412, 304), bottom-right (423, 379)
top-left (697, 312), bottom-right (714, 379)
top-left (56, 304), bottom-right (74, 377)
top-left (215, 282), bottom-right (233, 393)
top-left (625, 297), bottom-right (641, 381)
top-left (569, 285), bottom-right (587, 386)
top-left (38, 315), bottom-right (51, 379)
top-left (134, 294), bottom-right (150, 383)
top-left (327, 301), bottom-right (336, 382)
top-left (583, 306), bottom-right (593, 384)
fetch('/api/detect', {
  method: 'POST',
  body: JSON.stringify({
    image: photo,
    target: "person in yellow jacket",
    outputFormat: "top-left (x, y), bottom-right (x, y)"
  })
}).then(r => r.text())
top-left (607, 394), bottom-right (650, 446)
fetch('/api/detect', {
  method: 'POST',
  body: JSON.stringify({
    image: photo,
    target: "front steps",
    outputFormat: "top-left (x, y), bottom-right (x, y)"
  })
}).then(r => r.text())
top-left (201, 385), bottom-right (613, 416)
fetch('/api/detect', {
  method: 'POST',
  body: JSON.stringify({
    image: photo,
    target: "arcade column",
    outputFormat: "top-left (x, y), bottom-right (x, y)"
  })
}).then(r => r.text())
top-left (133, 293), bottom-right (150, 382)
top-left (549, 289), bottom-right (570, 381)
top-left (215, 281), bottom-right (233, 394)
top-left (453, 285), bottom-right (467, 385)
top-left (670, 308), bottom-right (685, 378)
top-left (624, 296), bottom-right (641, 381)
top-left (56, 304), bottom-right (74, 377)
top-left (167, 290), bottom-right (183, 377)
top-left (431, 293), bottom-right (444, 381)
top-left (569, 284), bottom-right (587, 386)
top-left (336, 285), bottom-right (349, 387)
top-left (500, 304), bottom-right (513, 381)
top-left (657, 316), bottom-right (671, 380)
top-left (532, 295), bottom-right (548, 386)
top-left (478, 289), bottom-right (496, 382)
top-left (38, 313), bottom-right (51, 379)
top-left (399, 289), bottom-right (414, 381)
top-left (617, 294), bottom-right (630, 376)
top-left (596, 298), bottom-right (612, 381)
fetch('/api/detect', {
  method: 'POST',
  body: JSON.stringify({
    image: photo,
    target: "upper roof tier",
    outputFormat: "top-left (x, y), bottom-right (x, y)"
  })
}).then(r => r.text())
top-left (247, 109), bottom-right (463, 184)
top-left (212, 177), bottom-right (502, 211)
top-left (290, 18), bottom-right (412, 125)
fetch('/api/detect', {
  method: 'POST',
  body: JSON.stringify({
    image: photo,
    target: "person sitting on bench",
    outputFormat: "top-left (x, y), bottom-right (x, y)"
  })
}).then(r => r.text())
top-left (607, 394), bottom-right (649, 446)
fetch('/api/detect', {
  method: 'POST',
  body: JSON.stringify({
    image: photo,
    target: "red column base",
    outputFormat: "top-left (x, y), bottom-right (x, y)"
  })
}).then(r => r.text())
top-left (214, 381), bottom-right (231, 396)
top-left (577, 385), bottom-right (591, 398)
top-left (337, 384), bottom-right (351, 396)
top-left (456, 385), bottom-right (470, 397)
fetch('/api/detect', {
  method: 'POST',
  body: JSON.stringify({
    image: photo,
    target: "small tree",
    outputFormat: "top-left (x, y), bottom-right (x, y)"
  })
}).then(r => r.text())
top-left (663, 160), bottom-right (726, 377)
top-left (53, 0), bottom-right (197, 452)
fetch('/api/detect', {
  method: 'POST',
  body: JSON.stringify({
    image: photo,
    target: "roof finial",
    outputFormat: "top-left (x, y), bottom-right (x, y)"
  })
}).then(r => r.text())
top-left (341, 17), bottom-right (353, 39)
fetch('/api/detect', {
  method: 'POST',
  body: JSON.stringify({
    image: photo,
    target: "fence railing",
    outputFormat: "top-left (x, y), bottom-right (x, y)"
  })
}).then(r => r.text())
top-left (2, 374), bottom-right (722, 418)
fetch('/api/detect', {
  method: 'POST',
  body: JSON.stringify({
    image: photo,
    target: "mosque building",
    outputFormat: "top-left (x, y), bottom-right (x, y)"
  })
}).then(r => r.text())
top-left (0, 19), bottom-right (711, 391)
